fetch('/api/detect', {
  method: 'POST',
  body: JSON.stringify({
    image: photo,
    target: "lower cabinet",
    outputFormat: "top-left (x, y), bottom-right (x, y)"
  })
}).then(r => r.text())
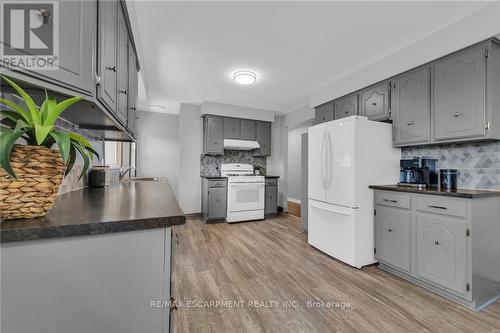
top-left (375, 206), bottom-right (411, 272)
top-left (415, 212), bottom-right (467, 296)
top-left (202, 178), bottom-right (227, 221)
top-left (373, 189), bottom-right (500, 311)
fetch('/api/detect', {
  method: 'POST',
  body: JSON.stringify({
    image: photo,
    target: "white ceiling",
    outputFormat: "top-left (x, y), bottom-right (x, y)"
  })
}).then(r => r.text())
top-left (129, 1), bottom-right (491, 114)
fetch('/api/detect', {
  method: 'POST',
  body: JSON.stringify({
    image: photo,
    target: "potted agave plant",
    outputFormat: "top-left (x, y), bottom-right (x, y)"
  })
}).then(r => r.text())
top-left (0, 75), bottom-right (98, 220)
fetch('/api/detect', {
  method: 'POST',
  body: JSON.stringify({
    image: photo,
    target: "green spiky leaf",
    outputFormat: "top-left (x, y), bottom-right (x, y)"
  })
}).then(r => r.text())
top-left (0, 129), bottom-right (25, 177)
top-left (43, 96), bottom-right (82, 127)
top-left (50, 131), bottom-right (71, 163)
top-left (1, 75), bottom-right (40, 125)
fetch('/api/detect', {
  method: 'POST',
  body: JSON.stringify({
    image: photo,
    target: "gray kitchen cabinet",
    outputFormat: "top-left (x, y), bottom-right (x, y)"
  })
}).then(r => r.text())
top-left (416, 211), bottom-right (467, 296)
top-left (253, 121), bottom-right (272, 156)
top-left (225, 118), bottom-right (241, 139)
top-left (434, 44), bottom-right (487, 141)
top-left (203, 115), bottom-right (224, 155)
top-left (202, 178), bottom-right (227, 221)
top-left (375, 205), bottom-right (411, 273)
top-left (2, 0), bottom-right (97, 95)
top-left (97, 0), bottom-right (118, 113)
top-left (314, 101), bottom-right (334, 124)
top-left (392, 67), bottom-right (431, 146)
top-left (373, 189), bottom-right (500, 311)
top-left (240, 119), bottom-right (256, 140)
top-left (265, 178), bottom-right (278, 216)
top-left (127, 46), bottom-right (138, 135)
top-left (115, 6), bottom-right (129, 125)
top-left (334, 94), bottom-right (358, 119)
top-left (359, 82), bottom-right (391, 121)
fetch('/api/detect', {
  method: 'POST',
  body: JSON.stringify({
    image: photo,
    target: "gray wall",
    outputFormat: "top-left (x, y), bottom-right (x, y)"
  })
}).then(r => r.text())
top-left (402, 142), bottom-right (500, 190)
top-left (137, 111), bottom-right (180, 198)
top-left (287, 125), bottom-right (309, 201)
top-left (178, 103), bottom-right (203, 214)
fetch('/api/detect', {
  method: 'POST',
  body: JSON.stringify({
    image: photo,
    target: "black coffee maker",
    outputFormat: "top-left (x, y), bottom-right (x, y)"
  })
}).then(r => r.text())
top-left (399, 156), bottom-right (438, 188)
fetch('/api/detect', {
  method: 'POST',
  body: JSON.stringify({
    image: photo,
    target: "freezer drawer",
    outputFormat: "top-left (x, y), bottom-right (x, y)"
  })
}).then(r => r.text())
top-left (308, 200), bottom-right (358, 267)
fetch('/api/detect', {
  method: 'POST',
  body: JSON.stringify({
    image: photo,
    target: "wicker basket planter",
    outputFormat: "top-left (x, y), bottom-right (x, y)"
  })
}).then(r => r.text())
top-left (0, 145), bottom-right (65, 220)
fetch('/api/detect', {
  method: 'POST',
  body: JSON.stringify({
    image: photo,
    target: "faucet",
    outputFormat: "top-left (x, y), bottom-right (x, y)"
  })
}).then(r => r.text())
top-left (119, 166), bottom-right (136, 181)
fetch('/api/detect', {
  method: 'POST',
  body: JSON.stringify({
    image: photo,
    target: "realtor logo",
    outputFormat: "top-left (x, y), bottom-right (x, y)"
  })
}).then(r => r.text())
top-left (1, 1), bottom-right (59, 70)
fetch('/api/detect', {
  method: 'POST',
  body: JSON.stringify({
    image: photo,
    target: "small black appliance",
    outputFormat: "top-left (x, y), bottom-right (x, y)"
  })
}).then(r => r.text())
top-left (398, 156), bottom-right (438, 188)
top-left (440, 169), bottom-right (459, 191)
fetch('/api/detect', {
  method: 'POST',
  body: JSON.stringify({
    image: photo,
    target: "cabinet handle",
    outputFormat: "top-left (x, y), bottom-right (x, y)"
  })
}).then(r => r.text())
top-left (37, 8), bottom-right (50, 23)
top-left (383, 199), bottom-right (398, 203)
top-left (105, 65), bottom-right (117, 72)
top-left (175, 232), bottom-right (180, 245)
top-left (119, 90), bottom-right (128, 95)
top-left (407, 121), bottom-right (415, 126)
top-left (387, 227), bottom-right (393, 232)
top-left (371, 102), bottom-right (377, 106)
top-left (434, 240), bottom-right (440, 245)
top-left (453, 112), bottom-right (462, 118)
top-left (428, 205), bottom-right (447, 210)
top-left (130, 107), bottom-right (136, 110)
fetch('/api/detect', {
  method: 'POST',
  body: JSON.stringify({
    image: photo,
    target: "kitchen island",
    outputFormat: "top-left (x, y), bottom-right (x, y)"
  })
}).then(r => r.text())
top-left (1, 179), bottom-right (185, 333)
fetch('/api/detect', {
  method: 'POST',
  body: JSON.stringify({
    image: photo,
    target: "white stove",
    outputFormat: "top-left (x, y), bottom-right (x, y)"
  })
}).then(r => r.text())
top-left (220, 164), bottom-right (265, 223)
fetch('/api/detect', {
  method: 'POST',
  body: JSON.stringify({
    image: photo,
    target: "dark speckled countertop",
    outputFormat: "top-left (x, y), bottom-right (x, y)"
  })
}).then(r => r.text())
top-left (1, 179), bottom-right (186, 243)
top-left (369, 185), bottom-right (500, 199)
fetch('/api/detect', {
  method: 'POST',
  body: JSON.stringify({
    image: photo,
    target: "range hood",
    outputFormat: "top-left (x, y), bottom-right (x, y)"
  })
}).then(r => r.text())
top-left (223, 139), bottom-right (260, 150)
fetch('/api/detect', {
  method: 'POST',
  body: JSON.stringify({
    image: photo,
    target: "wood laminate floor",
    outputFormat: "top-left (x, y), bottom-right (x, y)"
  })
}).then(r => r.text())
top-left (172, 214), bottom-right (500, 333)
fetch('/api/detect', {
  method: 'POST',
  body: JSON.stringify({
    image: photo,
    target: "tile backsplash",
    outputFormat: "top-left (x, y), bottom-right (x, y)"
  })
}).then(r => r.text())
top-left (201, 150), bottom-right (266, 176)
top-left (402, 141), bottom-right (500, 190)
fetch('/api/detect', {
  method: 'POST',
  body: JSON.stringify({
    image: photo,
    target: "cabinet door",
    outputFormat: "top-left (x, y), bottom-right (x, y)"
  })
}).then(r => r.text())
top-left (208, 187), bottom-right (227, 219)
top-left (315, 102), bottom-right (334, 124)
top-left (255, 122), bottom-right (271, 156)
top-left (127, 47), bottom-right (138, 135)
top-left (416, 212), bottom-right (467, 296)
top-left (115, 6), bottom-right (128, 125)
top-left (434, 45), bottom-right (486, 141)
top-left (97, 0), bottom-right (118, 113)
top-left (393, 67), bottom-right (431, 145)
top-left (204, 116), bottom-right (224, 155)
top-left (360, 82), bottom-right (390, 121)
top-left (334, 94), bottom-right (358, 119)
top-left (225, 118), bottom-right (240, 139)
top-left (265, 185), bottom-right (278, 215)
top-left (3, 1), bottom-right (96, 95)
top-left (375, 206), bottom-right (411, 272)
top-left (240, 120), bottom-right (256, 140)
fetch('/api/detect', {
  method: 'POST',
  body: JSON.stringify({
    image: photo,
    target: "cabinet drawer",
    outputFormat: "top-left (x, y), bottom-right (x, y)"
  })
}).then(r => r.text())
top-left (208, 179), bottom-right (227, 188)
top-left (416, 196), bottom-right (466, 218)
top-left (375, 192), bottom-right (410, 209)
top-left (265, 178), bottom-right (278, 186)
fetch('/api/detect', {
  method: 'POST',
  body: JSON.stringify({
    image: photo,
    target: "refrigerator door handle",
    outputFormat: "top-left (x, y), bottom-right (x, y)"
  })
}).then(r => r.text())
top-left (310, 201), bottom-right (352, 216)
top-left (326, 129), bottom-right (332, 190)
top-left (320, 131), bottom-right (326, 190)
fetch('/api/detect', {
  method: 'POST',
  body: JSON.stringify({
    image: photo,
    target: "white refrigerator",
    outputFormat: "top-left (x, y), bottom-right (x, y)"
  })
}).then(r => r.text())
top-left (308, 116), bottom-right (400, 268)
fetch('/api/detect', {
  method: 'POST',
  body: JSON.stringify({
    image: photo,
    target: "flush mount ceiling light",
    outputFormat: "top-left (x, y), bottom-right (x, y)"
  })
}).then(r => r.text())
top-left (233, 70), bottom-right (257, 85)
top-left (148, 105), bottom-right (165, 112)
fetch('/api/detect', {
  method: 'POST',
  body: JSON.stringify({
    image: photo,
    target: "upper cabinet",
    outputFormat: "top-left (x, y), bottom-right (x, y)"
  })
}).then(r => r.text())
top-left (254, 121), bottom-right (272, 156)
top-left (115, 6), bottom-right (129, 125)
top-left (314, 101), bottom-right (334, 124)
top-left (240, 119), bottom-right (256, 140)
top-left (334, 93), bottom-right (358, 119)
top-left (127, 46), bottom-right (138, 136)
top-left (203, 115), bottom-right (224, 155)
top-left (2, 0), bottom-right (97, 96)
top-left (97, 0), bottom-right (118, 113)
top-left (203, 115), bottom-right (272, 156)
top-left (224, 118), bottom-right (241, 139)
top-left (433, 44), bottom-right (486, 141)
top-left (392, 67), bottom-right (431, 146)
top-left (359, 82), bottom-right (391, 121)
